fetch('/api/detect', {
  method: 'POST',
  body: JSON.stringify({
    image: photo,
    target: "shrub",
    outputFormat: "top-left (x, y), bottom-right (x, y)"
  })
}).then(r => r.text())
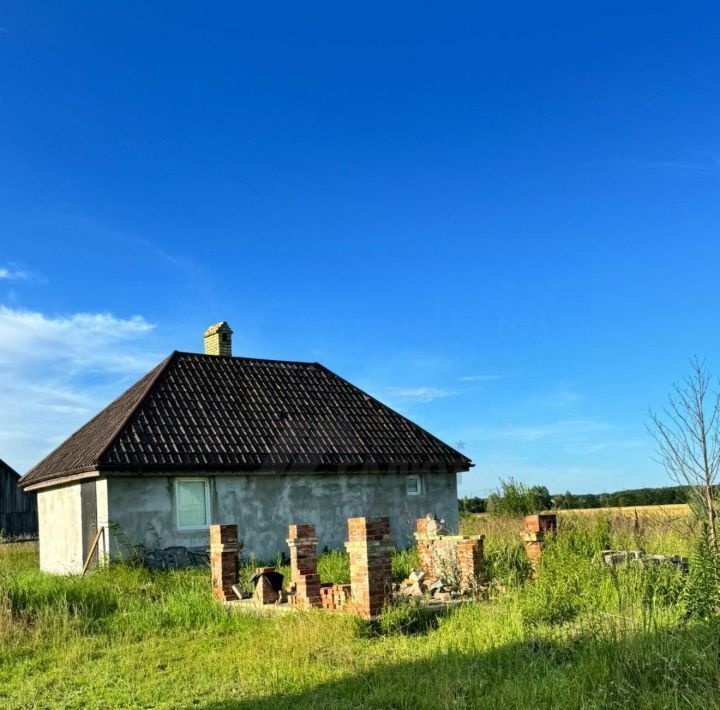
top-left (487, 478), bottom-right (551, 517)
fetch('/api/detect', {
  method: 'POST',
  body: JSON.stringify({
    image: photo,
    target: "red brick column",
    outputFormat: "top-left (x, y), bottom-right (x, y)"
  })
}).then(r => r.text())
top-left (455, 537), bottom-right (485, 591)
top-left (415, 516), bottom-right (439, 584)
top-left (524, 514), bottom-right (557, 535)
top-left (523, 514), bottom-right (557, 570)
top-left (345, 516), bottom-right (394, 619)
top-left (523, 534), bottom-right (543, 568)
top-left (287, 523), bottom-right (321, 608)
top-left (209, 524), bottom-right (241, 601)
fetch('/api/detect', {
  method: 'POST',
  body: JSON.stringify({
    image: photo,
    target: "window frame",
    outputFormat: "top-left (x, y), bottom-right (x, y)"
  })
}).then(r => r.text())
top-left (406, 474), bottom-right (423, 496)
top-left (174, 477), bottom-right (211, 531)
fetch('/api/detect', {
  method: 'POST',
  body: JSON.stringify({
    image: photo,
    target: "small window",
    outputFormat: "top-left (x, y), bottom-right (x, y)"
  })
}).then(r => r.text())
top-left (175, 479), bottom-right (210, 530)
top-left (406, 474), bottom-right (422, 496)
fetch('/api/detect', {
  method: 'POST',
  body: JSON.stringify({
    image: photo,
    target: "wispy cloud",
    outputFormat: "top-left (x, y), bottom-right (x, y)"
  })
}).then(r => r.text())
top-left (458, 374), bottom-right (504, 383)
top-left (532, 388), bottom-right (581, 408)
top-left (385, 386), bottom-right (457, 403)
top-left (0, 306), bottom-right (155, 373)
top-left (583, 158), bottom-right (719, 173)
top-left (455, 415), bottom-right (655, 496)
top-left (22, 212), bottom-right (213, 307)
top-left (0, 265), bottom-right (30, 280)
top-left (380, 373), bottom-right (504, 405)
top-left (0, 306), bottom-right (158, 472)
top-left (559, 438), bottom-right (646, 456)
top-left (459, 453), bottom-right (621, 496)
top-left (472, 419), bottom-right (612, 443)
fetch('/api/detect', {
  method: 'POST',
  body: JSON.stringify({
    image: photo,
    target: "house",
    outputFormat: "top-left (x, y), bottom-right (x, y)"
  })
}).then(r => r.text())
top-left (20, 323), bottom-right (472, 574)
top-left (1, 459), bottom-right (38, 539)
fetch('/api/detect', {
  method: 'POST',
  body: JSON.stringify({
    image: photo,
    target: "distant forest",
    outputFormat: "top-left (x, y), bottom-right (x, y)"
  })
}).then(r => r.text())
top-left (459, 484), bottom-right (691, 514)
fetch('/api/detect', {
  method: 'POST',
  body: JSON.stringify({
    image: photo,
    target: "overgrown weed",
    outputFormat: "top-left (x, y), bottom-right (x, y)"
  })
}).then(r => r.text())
top-left (1, 513), bottom-right (719, 708)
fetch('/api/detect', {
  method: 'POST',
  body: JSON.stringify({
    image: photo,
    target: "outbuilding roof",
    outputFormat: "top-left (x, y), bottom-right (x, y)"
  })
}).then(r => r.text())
top-left (21, 352), bottom-right (471, 488)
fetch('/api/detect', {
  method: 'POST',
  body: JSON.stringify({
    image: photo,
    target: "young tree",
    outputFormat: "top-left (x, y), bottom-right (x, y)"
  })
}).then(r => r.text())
top-left (552, 490), bottom-right (576, 510)
top-left (649, 357), bottom-right (720, 550)
top-left (529, 485), bottom-right (552, 512)
top-left (487, 478), bottom-right (551, 516)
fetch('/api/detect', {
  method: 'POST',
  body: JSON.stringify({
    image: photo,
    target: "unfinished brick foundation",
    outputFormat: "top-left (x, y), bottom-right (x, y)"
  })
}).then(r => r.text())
top-left (414, 514), bottom-right (485, 592)
top-left (523, 513), bottom-right (557, 568)
top-left (320, 583), bottom-right (352, 610)
top-left (209, 524), bottom-right (241, 601)
top-left (287, 523), bottom-right (322, 608)
top-left (211, 515), bottom-right (479, 616)
top-left (345, 516), bottom-right (394, 618)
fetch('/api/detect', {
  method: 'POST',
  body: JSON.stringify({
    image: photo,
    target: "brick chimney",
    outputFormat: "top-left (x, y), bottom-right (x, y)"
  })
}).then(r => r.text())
top-left (204, 322), bottom-right (233, 356)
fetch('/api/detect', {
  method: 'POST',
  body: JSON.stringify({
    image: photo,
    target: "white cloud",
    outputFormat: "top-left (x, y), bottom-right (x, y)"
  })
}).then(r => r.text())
top-left (458, 454), bottom-right (619, 497)
top-left (0, 306), bottom-right (154, 373)
top-left (537, 389), bottom-right (581, 407)
top-left (0, 266), bottom-right (29, 280)
top-left (0, 306), bottom-right (157, 473)
top-left (385, 386), bottom-right (457, 403)
top-left (472, 419), bottom-right (611, 443)
top-left (458, 374), bottom-right (504, 382)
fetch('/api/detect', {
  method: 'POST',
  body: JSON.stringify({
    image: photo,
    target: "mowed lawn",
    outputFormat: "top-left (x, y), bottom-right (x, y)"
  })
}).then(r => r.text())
top-left (1, 511), bottom-right (719, 709)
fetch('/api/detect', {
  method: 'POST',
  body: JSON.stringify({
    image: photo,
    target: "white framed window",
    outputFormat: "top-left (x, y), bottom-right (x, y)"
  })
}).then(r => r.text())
top-left (406, 474), bottom-right (422, 496)
top-left (175, 478), bottom-right (210, 530)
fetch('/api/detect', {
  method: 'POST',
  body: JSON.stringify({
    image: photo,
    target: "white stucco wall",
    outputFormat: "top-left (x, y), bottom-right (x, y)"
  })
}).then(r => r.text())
top-left (105, 472), bottom-right (459, 560)
top-left (38, 483), bottom-right (83, 574)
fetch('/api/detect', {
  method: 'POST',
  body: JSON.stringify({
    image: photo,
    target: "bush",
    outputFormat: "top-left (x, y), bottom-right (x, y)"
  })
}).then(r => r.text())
top-left (487, 478), bottom-right (551, 516)
top-left (459, 496), bottom-right (487, 514)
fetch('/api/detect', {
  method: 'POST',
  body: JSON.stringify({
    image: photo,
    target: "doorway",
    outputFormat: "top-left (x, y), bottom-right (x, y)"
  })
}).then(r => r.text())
top-left (80, 480), bottom-right (98, 571)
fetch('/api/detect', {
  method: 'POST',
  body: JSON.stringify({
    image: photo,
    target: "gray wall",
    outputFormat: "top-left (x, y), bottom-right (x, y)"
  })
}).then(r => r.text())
top-left (106, 472), bottom-right (458, 560)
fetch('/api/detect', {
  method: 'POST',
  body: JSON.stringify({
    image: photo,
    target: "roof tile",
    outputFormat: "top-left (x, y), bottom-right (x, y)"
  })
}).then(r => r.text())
top-left (22, 352), bottom-right (471, 486)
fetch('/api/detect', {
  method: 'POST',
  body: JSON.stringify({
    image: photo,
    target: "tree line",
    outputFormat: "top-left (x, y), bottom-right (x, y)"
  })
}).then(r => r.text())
top-left (459, 480), bottom-right (691, 515)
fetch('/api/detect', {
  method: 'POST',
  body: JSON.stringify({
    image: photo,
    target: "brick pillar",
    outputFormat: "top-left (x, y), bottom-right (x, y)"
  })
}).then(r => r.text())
top-left (209, 524), bottom-right (241, 601)
top-left (523, 533), bottom-right (543, 568)
top-left (287, 523), bottom-right (321, 608)
top-left (523, 514), bottom-right (556, 570)
top-left (455, 537), bottom-right (485, 591)
top-left (524, 514), bottom-right (558, 535)
top-left (415, 516), bottom-right (439, 584)
top-left (345, 516), bottom-right (394, 619)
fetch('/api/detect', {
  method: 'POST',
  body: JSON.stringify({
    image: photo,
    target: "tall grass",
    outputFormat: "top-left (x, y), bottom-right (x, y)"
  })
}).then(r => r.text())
top-left (1, 512), bottom-right (718, 709)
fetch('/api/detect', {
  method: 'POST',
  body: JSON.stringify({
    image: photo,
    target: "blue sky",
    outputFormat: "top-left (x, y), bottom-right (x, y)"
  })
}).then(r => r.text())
top-left (1, 3), bottom-right (719, 496)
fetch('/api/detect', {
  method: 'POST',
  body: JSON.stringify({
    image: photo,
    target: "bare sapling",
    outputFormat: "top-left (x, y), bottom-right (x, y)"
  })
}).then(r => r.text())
top-left (649, 357), bottom-right (720, 551)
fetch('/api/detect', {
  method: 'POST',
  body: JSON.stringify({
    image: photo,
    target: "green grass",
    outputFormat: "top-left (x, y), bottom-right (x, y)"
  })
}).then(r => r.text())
top-left (1, 512), bottom-right (719, 709)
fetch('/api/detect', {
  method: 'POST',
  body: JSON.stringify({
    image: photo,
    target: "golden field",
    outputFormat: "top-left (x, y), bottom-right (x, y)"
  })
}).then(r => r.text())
top-left (558, 503), bottom-right (690, 518)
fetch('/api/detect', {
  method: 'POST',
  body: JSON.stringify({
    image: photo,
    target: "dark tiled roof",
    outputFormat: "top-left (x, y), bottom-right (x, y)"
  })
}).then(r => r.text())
top-left (21, 352), bottom-right (471, 487)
